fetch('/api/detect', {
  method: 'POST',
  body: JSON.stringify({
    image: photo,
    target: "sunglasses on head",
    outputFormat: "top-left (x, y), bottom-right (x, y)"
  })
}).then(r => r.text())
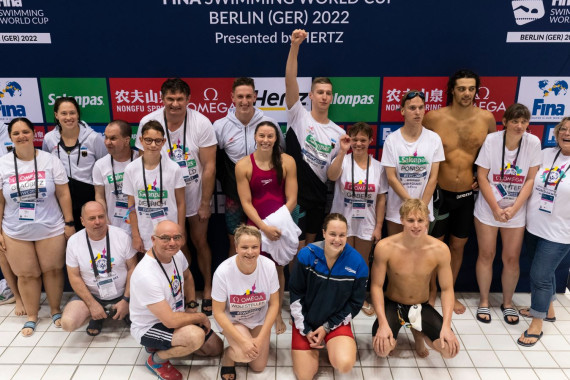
top-left (404, 91), bottom-right (425, 101)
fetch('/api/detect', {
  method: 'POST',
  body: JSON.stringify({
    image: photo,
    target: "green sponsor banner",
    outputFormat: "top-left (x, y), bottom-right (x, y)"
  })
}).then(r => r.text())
top-left (329, 77), bottom-right (381, 122)
top-left (40, 78), bottom-right (110, 123)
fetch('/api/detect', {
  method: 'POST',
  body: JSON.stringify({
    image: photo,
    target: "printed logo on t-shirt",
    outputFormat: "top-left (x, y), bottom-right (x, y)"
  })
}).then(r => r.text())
top-left (90, 248), bottom-right (115, 274)
top-left (136, 178), bottom-right (169, 213)
top-left (8, 171), bottom-right (48, 202)
top-left (398, 155), bottom-right (428, 178)
top-left (343, 181), bottom-right (375, 201)
top-left (229, 282), bottom-right (267, 319)
top-left (492, 163), bottom-right (525, 184)
top-left (171, 268), bottom-right (182, 297)
top-left (540, 163), bottom-right (568, 186)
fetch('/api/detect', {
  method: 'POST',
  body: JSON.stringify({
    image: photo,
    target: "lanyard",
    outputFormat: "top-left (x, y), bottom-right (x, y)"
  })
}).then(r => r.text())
top-left (351, 154), bottom-right (370, 200)
top-left (152, 248), bottom-right (182, 299)
top-left (500, 132), bottom-right (522, 182)
top-left (13, 149), bottom-right (39, 200)
top-left (544, 149), bottom-right (569, 191)
top-left (110, 151), bottom-right (134, 195)
top-left (141, 156), bottom-right (163, 207)
top-left (86, 230), bottom-right (111, 278)
top-left (164, 110), bottom-right (187, 161)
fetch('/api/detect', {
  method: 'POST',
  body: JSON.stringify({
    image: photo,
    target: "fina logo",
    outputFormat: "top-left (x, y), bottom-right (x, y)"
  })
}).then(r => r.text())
top-left (532, 79), bottom-right (568, 116)
top-left (0, 81), bottom-right (26, 118)
top-left (512, 0), bottom-right (545, 25)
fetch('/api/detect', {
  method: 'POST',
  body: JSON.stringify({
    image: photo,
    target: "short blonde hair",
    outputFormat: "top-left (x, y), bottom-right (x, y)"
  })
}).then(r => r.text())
top-left (399, 199), bottom-right (429, 220)
top-left (234, 224), bottom-right (261, 246)
top-left (554, 117), bottom-right (570, 148)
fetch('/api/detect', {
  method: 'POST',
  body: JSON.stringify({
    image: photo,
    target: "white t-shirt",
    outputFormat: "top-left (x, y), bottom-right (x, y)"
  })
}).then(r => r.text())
top-left (0, 150), bottom-right (68, 240)
top-left (136, 108), bottom-right (218, 217)
top-left (66, 226), bottom-right (137, 300)
top-left (0, 124), bottom-right (14, 157)
top-left (474, 131), bottom-right (542, 228)
top-left (130, 251), bottom-right (188, 343)
top-left (330, 154), bottom-right (388, 240)
top-left (122, 156), bottom-right (186, 251)
top-left (527, 148), bottom-right (570, 243)
top-left (381, 127), bottom-right (445, 223)
top-left (287, 100), bottom-right (345, 183)
top-left (211, 255), bottom-right (279, 330)
top-left (93, 153), bottom-right (138, 234)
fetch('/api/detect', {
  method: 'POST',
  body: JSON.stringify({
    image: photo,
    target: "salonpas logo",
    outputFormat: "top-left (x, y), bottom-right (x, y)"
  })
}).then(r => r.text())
top-left (40, 78), bottom-right (110, 123)
top-left (329, 77), bottom-right (380, 122)
top-left (306, 134), bottom-right (332, 154)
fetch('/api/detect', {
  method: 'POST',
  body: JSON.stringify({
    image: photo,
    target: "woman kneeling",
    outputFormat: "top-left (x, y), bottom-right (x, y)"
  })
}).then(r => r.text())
top-left (212, 225), bottom-right (280, 380)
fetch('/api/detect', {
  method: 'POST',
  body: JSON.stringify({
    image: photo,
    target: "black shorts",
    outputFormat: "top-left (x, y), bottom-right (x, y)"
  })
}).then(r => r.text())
top-left (430, 188), bottom-right (474, 239)
top-left (372, 297), bottom-right (444, 342)
top-left (140, 322), bottom-right (215, 351)
top-left (296, 205), bottom-right (325, 241)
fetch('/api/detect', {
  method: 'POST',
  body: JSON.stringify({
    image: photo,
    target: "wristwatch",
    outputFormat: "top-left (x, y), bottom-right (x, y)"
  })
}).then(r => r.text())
top-left (64, 221), bottom-right (75, 227)
top-left (186, 300), bottom-right (199, 309)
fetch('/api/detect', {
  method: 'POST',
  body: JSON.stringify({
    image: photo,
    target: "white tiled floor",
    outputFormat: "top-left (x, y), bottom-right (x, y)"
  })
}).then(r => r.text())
top-left (0, 292), bottom-right (569, 379)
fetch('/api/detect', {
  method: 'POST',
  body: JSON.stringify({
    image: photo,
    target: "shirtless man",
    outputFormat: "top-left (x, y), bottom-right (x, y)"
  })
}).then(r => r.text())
top-left (371, 199), bottom-right (460, 359)
top-left (423, 70), bottom-right (496, 313)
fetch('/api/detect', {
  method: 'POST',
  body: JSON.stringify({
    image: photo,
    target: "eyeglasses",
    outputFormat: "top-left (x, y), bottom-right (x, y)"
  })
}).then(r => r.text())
top-left (404, 91), bottom-right (425, 101)
top-left (559, 127), bottom-right (569, 134)
top-left (154, 234), bottom-right (183, 242)
top-left (143, 137), bottom-right (165, 145)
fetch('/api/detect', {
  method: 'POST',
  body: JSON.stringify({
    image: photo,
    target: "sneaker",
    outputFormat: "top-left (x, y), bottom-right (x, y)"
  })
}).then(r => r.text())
top-left (145, 354), bottom-right (182, 380)
top-left (0, 280), bottom-right (14, 305)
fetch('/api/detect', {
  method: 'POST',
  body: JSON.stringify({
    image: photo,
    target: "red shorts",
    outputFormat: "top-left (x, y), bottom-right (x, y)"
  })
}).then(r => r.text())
top-left (291, 323), bottom-right (354, 350)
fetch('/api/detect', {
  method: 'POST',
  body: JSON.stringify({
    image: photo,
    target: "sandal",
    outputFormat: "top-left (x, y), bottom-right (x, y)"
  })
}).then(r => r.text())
top-left (21, 320), bottom-right (37, 337)
top-left (361, 302), bottom-right (375, 317)
top-left (202, 299), bottom-right (212, 316)
top-left (476, 307), bottom-right (492, 324)
top-left (517, 329), bottom-right (543, 347)
top-left (501, 304), bottom-right (519, 325)
top-left (220, 365), bottom-right (236, 380)
top-left (519, 307), bottom-right (557, 322)
top-left (51, 313), bottom-right (62, 328)
top-left (86, 318), bottom-right (104, 336)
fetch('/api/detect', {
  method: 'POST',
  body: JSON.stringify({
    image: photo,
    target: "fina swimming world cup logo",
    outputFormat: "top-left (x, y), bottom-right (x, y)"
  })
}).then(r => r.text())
top-left (512, 0), bottom-right (546, 25)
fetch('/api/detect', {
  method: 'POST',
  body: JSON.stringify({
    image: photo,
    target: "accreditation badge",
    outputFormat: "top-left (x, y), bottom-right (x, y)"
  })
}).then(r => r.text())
top-left (97, 274), bottom-right (118, 299)
top-left (18, 202), bottom-right (36, 221)
top-left (351, 201), bottom-right (366, 219)
top-left (538, 188), bottom-right (556, 214)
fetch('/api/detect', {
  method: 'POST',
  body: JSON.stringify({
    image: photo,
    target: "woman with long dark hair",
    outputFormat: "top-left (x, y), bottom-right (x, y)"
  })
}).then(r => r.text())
top-left (42, 97), bottom-right (106, 230)
top-left (235, 121), bottom-right (297, 334)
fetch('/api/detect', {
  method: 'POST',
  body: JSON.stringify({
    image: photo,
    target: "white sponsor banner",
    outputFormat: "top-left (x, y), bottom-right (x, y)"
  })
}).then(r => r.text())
top-left (253, 77), bottom-right (312, 123)
top-left (0, 33), bottom-right (51, 44)
top-left (506, 32), bottom-right (570, 43)
top-left (0, 78), bottom-right (43, 123)
top-left (517, 76), bottom-right (570, 122)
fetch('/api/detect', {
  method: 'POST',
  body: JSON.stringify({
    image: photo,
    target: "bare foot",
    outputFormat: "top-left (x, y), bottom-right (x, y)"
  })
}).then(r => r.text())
top-left (454, 299), bottom-right (466, 314)
top-left (274, 315), bottom-right (286, 335)
top-left (14, 299), bottom-right (26, 316)
top-left (414, 338), bottom-right (429, 358)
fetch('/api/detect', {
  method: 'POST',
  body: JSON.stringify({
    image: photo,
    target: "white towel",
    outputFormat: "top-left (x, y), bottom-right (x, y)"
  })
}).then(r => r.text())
top-left (261, 205), bottom-right (301, 266)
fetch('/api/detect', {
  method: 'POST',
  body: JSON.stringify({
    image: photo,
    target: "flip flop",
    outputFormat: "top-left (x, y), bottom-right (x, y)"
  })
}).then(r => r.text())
top-left (517, 330), bottom-right (543, 347)
top-left (51, 313), bottom-right (62, 328)
top-left (518, 307), bottom-right (557, 322)
top-left (21, 320), bottom-right (37, 337)
top-left (361, 302), bottom-right (375, 317)
top-left (476, 307), bottom-right (492, 324)
top-left (500, 304), bottom-right (519, 325)
top-left (220, 365), bottom-right (236, 380)
top-left (86, 318), bottom-right (104, 336)
top-left (202, 299), bottom-right (213, 317)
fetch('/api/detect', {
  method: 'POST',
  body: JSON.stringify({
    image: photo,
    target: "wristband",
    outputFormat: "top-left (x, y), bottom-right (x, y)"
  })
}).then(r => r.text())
top-left (122, 296), bottom-right (130, 303)
top-left (65, 221), bottom-right (75, 227)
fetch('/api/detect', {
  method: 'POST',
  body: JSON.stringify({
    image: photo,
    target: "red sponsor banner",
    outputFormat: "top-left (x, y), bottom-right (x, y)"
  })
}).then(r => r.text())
top-left (381, 76), bottom-right (518, 123)
top-left (497, 124), bottom-right (545, 144)
top-left (381, 77), bottom-right (447, 122)
top-left (476, 77), bottom-right (519, 122)
top-left (109, 78), bottom-right (235, 124)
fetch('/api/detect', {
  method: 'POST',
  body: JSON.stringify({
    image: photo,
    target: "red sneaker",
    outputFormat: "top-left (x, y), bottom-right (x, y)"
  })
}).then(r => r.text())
top-left (146, 354), bottom-right (182, 380)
